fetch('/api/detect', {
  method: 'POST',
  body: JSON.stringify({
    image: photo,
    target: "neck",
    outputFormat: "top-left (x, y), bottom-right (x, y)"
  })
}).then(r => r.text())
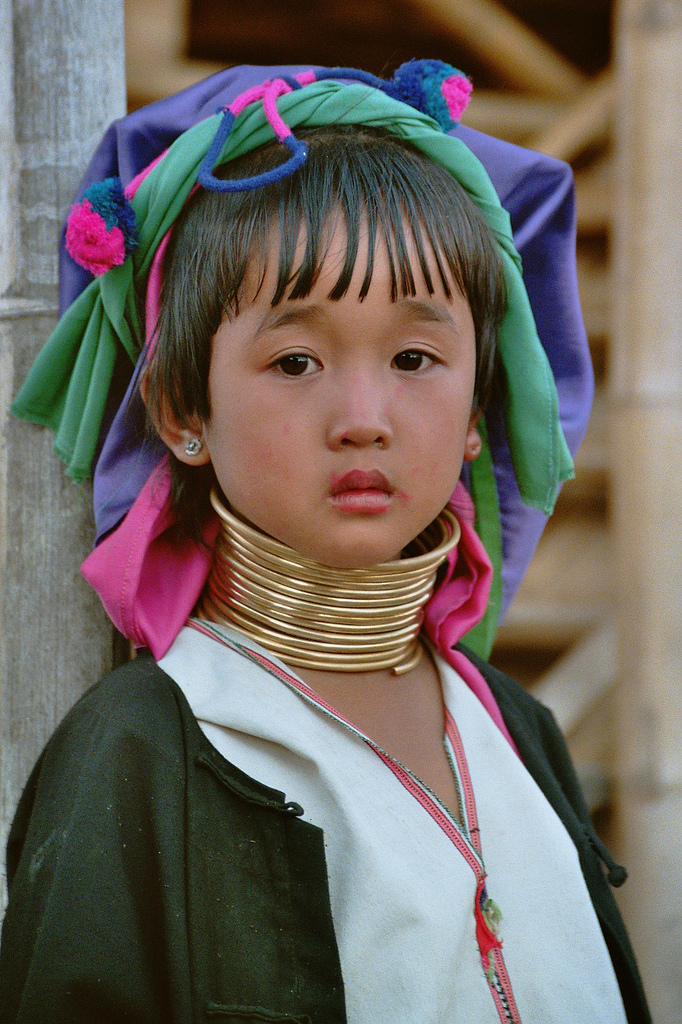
top-left (197, 490), bottom-right (461, 675)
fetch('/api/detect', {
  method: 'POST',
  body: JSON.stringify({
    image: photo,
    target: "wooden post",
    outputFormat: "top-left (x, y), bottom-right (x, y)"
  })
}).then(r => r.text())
top-left (0, 0), bottom-right (126, 908)
top-left (611, 1), bottom-right (682, 1019)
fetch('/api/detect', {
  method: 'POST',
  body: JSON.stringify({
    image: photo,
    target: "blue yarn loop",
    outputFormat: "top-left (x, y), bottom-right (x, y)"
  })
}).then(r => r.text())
top-left (278, 75), bottom-right (306, 91)
top-left (198, 113), bottom-right (308, 193)
top-left (318, 60), bottom-right (470, 133)
top-left (197, 59), bottom-right (470, 195)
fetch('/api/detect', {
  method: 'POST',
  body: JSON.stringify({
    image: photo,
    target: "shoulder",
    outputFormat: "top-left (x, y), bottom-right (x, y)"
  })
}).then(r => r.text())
top-left (455, 643), bottom-right (594, 824)
top-left (456, 643), bottom-right (565, 748)
top-left (49, 654), bottom-right (198, 759)
top-left (8, 659), bottom-right (196, 843)
top-left (5, 657), bottom-right (197, 887)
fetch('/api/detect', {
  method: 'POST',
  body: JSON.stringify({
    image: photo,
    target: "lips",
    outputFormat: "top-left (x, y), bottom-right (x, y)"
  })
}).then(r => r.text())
top-left (329, 469), bottom-right (393, 514)
top-left (330, 469), bottom-right (392, 495)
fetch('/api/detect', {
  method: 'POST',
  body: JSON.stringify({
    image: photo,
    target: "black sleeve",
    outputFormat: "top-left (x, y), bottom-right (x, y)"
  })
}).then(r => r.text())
top-left (0, 660), bottom-right (194, 1024)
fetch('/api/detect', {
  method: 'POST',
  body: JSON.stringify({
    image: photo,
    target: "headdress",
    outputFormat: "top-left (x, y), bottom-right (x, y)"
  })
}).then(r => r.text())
top-left (11, 61), bottom-right (591, 662)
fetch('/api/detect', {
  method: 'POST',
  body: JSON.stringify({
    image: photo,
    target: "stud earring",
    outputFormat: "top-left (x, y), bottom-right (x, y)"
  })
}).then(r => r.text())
top-left (184, 437), bottom-right (203, 457)
top-left (466, 431), bottom-right (482, 460)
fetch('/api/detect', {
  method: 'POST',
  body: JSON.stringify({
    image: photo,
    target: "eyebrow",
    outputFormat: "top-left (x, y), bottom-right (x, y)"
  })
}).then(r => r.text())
top-left (396, 298), bottom-right (459, 329)
top-left (257, 297), bottom-right (459, 336)
top-left (256, 305), bottom-right (327, 335)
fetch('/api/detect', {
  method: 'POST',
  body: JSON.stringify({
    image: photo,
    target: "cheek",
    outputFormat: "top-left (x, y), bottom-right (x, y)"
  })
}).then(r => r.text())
top-left (250, 442), bottom-right (277, 465)
top-left (406, 458), bottom-right (460, 496)
top-left (206, 400), bottom-right (299, 501)
top-left (401, 402), bottom-right (473, 493)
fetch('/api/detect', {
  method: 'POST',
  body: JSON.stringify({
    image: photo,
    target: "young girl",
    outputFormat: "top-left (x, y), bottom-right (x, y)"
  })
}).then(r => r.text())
top-left (0, 61), bottom-right (650, 1024)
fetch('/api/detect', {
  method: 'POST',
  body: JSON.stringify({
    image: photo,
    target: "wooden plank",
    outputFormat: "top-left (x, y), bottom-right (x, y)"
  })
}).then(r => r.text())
top-left (576, 246), bottom-right (610, 340)
top-left (464, 90), bottom-right (564, 142)
top-left (575, 160), bottom-right (612, 235)
top-left (125, 0), bottom-right (223, 107)
top-left (494, 514), bottom-right (612, 653)
top-left (511, 518), bottom-right (612, 608)
top-left (412, 0), bottom-right (586, 97)
top-left (530, 68), bottom-right (615, 162)
top-left (553, 388), bottom-right (608, 514)
top-left (572, 387), bottom-right (607, 476)
top-left (494, 600), bottom-right (606, 650)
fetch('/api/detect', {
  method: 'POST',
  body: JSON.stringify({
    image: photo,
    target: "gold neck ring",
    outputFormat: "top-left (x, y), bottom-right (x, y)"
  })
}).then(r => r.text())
top-left (197, 490), bottom-right (461, 675)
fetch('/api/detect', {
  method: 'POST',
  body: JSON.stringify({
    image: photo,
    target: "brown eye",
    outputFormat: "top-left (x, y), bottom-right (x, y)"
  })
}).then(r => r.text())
top-left (277, 354), bottom-right (315, 376)
top-left (393, 350), bottom-right (430, 372)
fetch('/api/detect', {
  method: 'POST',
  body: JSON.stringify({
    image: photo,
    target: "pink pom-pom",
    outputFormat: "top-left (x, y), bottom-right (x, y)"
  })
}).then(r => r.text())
top-left (441, 75), bottom-right (473, 122)
top-left (65, 199), bottom-right (127, 276)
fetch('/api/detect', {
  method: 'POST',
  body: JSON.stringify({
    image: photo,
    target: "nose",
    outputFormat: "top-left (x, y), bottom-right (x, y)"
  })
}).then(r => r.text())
top-left (326, 374), bottom-right (393, 451)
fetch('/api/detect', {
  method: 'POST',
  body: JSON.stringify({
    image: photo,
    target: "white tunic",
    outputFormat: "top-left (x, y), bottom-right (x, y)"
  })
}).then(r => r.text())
top-left (159, 620), bottom-right (627, 1024)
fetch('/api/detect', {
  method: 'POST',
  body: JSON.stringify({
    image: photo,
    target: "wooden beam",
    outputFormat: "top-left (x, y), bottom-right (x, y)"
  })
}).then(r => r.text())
top-left (125, 0), bottom-right (223, 107)
top-left (412, 0), bottom-right (585, 97)
top-left (576, 246), bottom-right (610, 340)
top-left (495, 513), bottom-right (612, 652)
top-left (574, 159), bottom-right (612, 235)
top-left (494, 600), bottom-right (606, 651)
top-left (530, 68), bottom-right (615, 163)
top-left (464, 89), bottom-right (563, 142)
top-left (530, 619), bottom-right (617, 736)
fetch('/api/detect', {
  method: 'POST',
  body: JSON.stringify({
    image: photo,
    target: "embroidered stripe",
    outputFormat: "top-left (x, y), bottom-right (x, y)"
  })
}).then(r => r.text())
top-left (445, 708), bottom-right (481, 856)
top-left (374, 748), bottom-right (482, 877)
top-left (491, 949), bottom-right (523, 1024)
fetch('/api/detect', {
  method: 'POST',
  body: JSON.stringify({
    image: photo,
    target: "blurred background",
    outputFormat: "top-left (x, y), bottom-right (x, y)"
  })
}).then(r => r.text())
top-left (1, 1), bottom-right (681, 1020)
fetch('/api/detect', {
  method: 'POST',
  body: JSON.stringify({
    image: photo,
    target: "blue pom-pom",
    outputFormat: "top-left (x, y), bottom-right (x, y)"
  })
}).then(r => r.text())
top-left (384, 59), bottom-right (470, 132)
top-left (83, 177), bottom-right (140, 257)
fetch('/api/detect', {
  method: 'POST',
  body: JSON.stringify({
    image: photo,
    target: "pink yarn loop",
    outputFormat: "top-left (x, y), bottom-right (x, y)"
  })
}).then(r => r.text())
top-left (228, 82), bottom-right (270, 117)
top-left (227, 77), bottom-right (300, 143)
top-left (262, 79), bottom-right (297, 141)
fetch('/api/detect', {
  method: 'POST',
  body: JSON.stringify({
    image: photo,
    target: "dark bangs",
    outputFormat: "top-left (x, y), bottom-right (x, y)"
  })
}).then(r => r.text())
top-left (146, 124), bottom-right (507, 535)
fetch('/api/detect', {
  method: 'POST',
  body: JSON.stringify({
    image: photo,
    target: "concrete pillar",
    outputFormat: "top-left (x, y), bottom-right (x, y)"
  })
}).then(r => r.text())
top-left (611, 1), bottom-right (682, 1019)
top-left (0, 0), bottom-right (126, 907)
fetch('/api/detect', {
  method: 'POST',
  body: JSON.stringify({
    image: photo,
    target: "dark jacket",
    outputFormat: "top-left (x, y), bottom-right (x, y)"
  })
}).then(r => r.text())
top-left (0, 652), bottom-right (651, 1024)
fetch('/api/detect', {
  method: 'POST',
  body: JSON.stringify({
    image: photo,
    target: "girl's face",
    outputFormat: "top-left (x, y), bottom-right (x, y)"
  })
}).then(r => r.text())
top-left (172, 224), bottom-right (480, 569)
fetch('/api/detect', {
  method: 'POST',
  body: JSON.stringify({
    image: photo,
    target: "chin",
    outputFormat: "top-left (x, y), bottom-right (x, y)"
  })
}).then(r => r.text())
top-left (314, 543), bottom-right (403, 570)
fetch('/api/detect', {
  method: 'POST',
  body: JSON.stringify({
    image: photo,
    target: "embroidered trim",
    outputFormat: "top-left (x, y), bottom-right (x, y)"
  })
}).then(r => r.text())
top-left (445, 710), bottom-right (522, 1023)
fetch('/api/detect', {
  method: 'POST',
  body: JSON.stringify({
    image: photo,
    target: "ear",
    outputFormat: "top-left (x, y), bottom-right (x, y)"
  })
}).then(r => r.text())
top-left (139, 369), bottom-right (212, 467)
top-left (463, 413), bottom-right (483, 463)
